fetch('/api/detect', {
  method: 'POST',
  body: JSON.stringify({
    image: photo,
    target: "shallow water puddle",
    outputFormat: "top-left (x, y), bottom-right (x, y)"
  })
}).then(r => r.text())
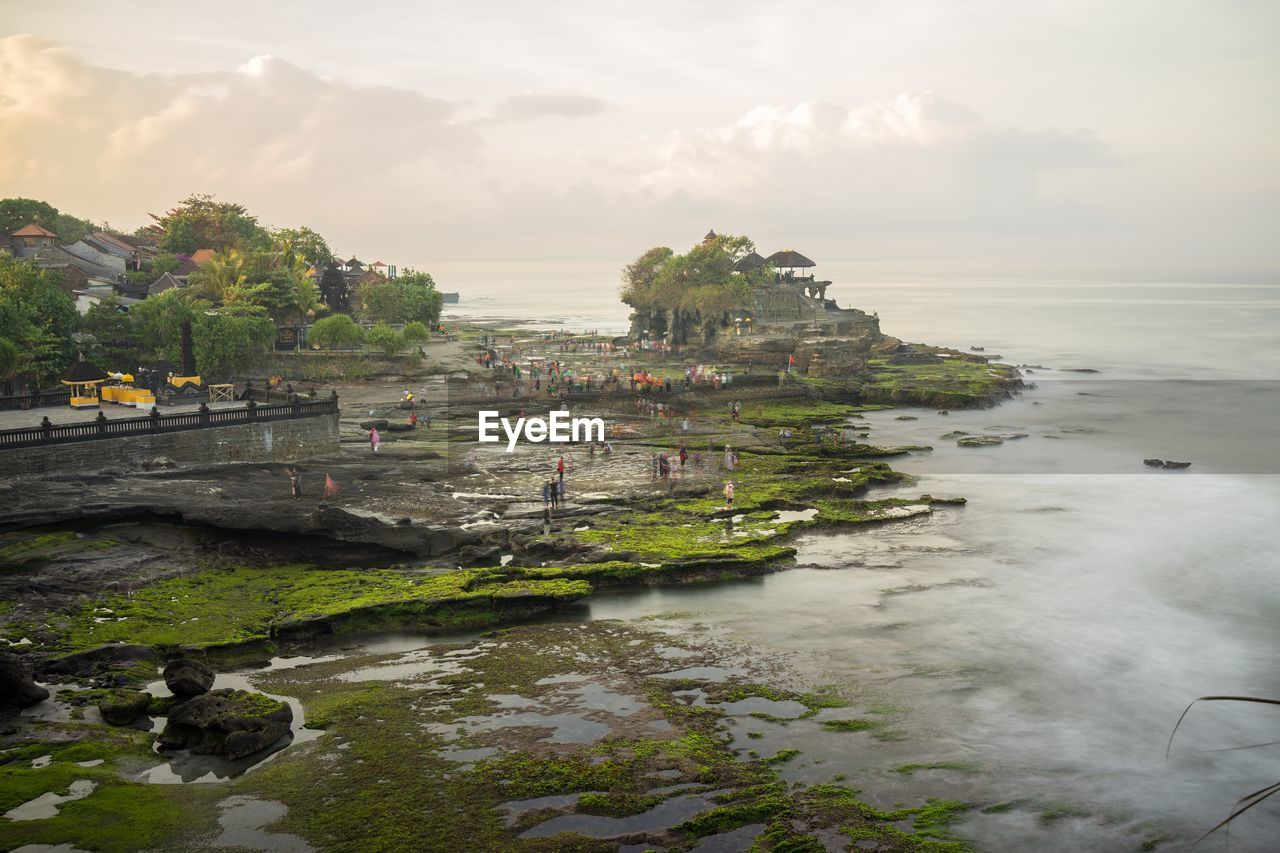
top-left (520, 793), bottom-right (719, 839)
top-left (716, 697), bottom-right (809, 719)
top-left (5, 780), bottom-right (96, 821)
top-left (213, 795), bottom-right (314, 852)
top-left (774, 508), bottom-right (819, 523)
top-left (457, 710), bottom-right (612, 745)
top-left (497, 792), bottom-right (589, 827)
top-left (691, 823), bottom-right (767, 851)
top-left (653, 665), bottom-right (746, 682)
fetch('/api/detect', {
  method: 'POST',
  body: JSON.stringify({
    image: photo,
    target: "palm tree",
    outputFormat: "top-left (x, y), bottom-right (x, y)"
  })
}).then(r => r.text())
top-left (191, 249), bottom-right (247, 302)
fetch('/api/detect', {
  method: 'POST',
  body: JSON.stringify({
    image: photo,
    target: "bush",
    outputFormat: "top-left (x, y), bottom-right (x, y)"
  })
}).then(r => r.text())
top-left (192, 314), bottom-right (276, 380)
top-left (365, 323), bottom-right (404, 356)
top-left (308, 314), bottom-right (365, 350)
top-left (401, 321), bottom-right (430, 345)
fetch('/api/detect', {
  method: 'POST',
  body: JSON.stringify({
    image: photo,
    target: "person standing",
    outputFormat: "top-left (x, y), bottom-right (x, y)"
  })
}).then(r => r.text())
top-left (542, 480), bottom-right (551, 507)
top-left (557, 455), bottom-right (566, 483)
top-left (369, 427), bottom-right (381, 454)
top-left (724, 480), bottom-right (735, 510)
top-left (287, 467), bottom-right (302, 499)
top-left (542, 504), bottom-right (552, 537)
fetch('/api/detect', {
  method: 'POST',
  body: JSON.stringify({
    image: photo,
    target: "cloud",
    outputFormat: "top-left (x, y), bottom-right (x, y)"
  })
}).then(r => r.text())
top-left (486, 93), bottom-right (609, 122)
top-left (629, 93), bottom-right (1116, 233)
top-left (0, 35), bottom-right (484, 238)
top-left (8, 37), bottom-right (1264, 276)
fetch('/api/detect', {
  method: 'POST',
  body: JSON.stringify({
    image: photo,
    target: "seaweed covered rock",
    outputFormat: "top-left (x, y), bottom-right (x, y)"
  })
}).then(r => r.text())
top-left (163, 658), bottom-right (214, 697)
top-left (40, 643), bottom-right (156, 680)
top-left (99, 689), bottom-right (152, 725)
top-left (159, 688), bottom-right (292, 760)
top-left (0, 651), bottom-right (49, 708)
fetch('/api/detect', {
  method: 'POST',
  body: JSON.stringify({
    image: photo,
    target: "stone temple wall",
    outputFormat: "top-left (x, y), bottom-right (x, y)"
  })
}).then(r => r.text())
top-left (5, 413), bottom-right (340, 476)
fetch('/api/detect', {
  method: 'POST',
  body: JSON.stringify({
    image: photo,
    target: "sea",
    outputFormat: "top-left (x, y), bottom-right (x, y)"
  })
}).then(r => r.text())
top-left (443, 264), bottom-right (1280, 850)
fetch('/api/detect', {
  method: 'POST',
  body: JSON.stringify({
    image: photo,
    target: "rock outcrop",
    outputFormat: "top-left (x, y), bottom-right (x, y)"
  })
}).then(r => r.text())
top-left (0, 651), bottom-right (50, 708)
top-left (159, 688), bottom-right (293, 760)
top-left (163, 658), bottom-right (214, 697)
top-left (99, 689), bottom-right (151, 725)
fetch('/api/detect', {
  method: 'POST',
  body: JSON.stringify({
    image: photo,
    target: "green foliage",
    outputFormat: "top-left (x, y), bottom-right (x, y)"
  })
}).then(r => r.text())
top-left (149, 253), bottom-right (182, 276)
top-left (365, 323), bottom-right (404, 356)
top-left (621, 246), bottom-right (674, 305)
top-left (188, 248), bottom-right (247, 301)
top-left (308, 314), bottom-right (365, 349)
top-left (191, 314), bottom-right (276, 379)
top-left (150, 193), bottom-right (270, 254)
top-left (126, 289), bottom-right (209, 362)
top-left (355, 269), bottom-right (442, 325)
top-left (79, 297), bottom-right (136, 367)
top-left (0, 197), bottom-right (95, 244)
top-left (121, 270), bottom-right (152, 287)
top-left (0, 254), bottom-right (78, 385)
top-left (401, 320), bottom-right (430, 345)
top-left (622, 233), bottom-right (757, 314)
top-left (272, 226), bottom-right (333, 267)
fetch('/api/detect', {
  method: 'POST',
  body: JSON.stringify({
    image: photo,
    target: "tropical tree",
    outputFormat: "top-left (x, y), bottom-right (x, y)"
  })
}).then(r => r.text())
top-left (150, 253), bottom-right (183, 276)
top-left (127, 288), bottom-right (211, 362)
top-left (0, 254), bottom-right (78, 388)
top-left (365, 323), bottom-right (404, 356)
top-left (308, 314), bottom-right (365, 350)
top-left (273, 226), bottom-right (334, 267)
top-left (355, 270), bottom-right (443, 326)
top-left (150, 194), bottom-right (270, 254)
top-left (79, 297), bottom-right (136, 367)
top-left (189, 249), bottom-right (247, 302)
top-left (0, 197), bottom-right (95, 244)
top-left (191, 314), bottom-right (276, 379)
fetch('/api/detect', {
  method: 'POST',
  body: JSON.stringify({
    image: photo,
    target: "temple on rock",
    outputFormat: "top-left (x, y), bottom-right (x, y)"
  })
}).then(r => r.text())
top-left (625, 232), bottom-right (899, 376)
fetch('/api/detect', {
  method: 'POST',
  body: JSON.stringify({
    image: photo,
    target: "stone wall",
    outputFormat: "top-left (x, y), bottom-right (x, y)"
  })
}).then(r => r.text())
top-left (6, 413), bottom-right (340, 476)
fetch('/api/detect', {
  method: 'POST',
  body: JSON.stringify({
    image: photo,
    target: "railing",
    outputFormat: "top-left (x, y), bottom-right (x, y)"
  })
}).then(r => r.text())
top-left (0, 389), bottom-right (72, 411)
top-left (0, 394), bottom-right (339, 450)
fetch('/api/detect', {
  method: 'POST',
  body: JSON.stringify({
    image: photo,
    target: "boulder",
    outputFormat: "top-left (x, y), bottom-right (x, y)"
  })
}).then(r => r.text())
top-left (163, 658), bottom-right (215, 698)
top-left (957, 435), bottom-right (1005, 447)
top-left (1143, 458), bottom-right (1165, 467)
top-left (359, 418), bottom-right (390, 430)
top-left (0, 651), bottom-right (50, 708)
top-left (99, 689), bottom-right (152, 726)
top-left (159, 689), bottom-right (293, 760)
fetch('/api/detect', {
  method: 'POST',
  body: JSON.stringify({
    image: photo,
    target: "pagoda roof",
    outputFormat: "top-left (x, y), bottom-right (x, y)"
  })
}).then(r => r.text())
top-left (734, 251), bottom-right (766, 272)
top-left (766, 249), bottom-right (815, 268)
top-left (60, 358), bottom-right (108, 384)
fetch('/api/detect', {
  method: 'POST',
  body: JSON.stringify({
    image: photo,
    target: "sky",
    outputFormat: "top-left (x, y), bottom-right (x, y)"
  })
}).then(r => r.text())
top-left (1, 0), bottom-right (1277, 279)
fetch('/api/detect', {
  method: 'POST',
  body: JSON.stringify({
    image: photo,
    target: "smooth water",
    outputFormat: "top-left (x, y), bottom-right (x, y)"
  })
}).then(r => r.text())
top-left (446, 272), bottom-right (1280, 849)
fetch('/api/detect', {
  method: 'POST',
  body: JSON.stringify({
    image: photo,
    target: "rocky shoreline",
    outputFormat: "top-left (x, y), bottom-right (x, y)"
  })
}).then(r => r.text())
top-left (0, 320), bottom-right (1020, 851)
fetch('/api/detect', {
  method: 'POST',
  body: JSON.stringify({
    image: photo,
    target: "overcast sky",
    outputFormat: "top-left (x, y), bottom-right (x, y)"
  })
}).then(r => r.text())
top-left (1, 1), bottom-right (1277, 277)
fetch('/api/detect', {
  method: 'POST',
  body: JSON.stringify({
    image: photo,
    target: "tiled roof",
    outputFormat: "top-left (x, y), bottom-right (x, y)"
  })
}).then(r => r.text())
top-left (11, 223), bottom-right (56, 238)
